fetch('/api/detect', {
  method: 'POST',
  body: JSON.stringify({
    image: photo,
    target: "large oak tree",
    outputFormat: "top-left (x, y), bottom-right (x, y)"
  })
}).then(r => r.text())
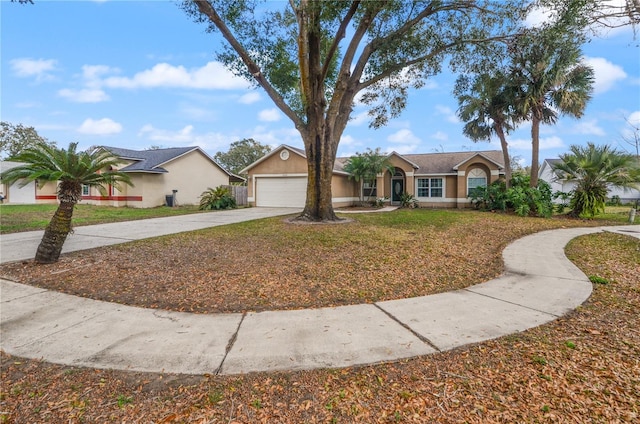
top-left (183, 0), bottom-right (525, 221)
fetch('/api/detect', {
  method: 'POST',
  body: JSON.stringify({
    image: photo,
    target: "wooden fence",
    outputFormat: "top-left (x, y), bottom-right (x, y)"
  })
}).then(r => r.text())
top-left (223, 185), bottom-right (248, 206)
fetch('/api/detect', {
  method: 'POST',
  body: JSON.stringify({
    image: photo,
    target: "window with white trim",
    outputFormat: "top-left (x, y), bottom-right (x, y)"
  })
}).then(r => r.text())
top-left (111, 185), bottom-right (118, 197)
top-left (467, 169), bottom-right (487, 196)
top-left (417, 178), bottom-right (443, 198)
top-left (363, 180), bottom-right (377, 198)
top-left (82, 185), bottom-right (90, 196)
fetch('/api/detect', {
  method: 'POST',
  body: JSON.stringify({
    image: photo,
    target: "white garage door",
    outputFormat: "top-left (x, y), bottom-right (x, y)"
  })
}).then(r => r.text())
top-left (256, 177), bottom-right (307, 207)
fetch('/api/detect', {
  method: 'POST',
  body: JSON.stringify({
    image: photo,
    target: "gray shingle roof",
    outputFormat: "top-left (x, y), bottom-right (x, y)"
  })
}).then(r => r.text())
top-left (103, 146), bottom-right (206, 174)
top-left (336, 150), bottom-right (504, 175)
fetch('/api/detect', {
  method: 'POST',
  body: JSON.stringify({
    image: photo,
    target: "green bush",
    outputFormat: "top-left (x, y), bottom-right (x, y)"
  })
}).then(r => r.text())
top-left (553, 191), bottom-right (571, 213)
top-left (606, 195), bottom-right (622, 206)
top-left (199, 186), bottom-right (237, 210)
top-left (399, 192), bottom-right (419, 208)
top-left (469, 173), bottom-right (553, 217)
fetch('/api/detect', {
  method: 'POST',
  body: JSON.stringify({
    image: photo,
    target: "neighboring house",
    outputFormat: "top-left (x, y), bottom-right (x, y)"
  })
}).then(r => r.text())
top-left (539, 158), bottom-right (640, 204)
top-left (240, 144), bottom-right (505, 208)
top-left (0, 161), bottom-right (38, 204)
top-left (2, 147), bottom-right (242, 208)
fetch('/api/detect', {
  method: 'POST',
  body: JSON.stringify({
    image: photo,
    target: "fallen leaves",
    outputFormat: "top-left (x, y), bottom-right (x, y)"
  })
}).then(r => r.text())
top-left (1, 215), bottom-right (639, 422)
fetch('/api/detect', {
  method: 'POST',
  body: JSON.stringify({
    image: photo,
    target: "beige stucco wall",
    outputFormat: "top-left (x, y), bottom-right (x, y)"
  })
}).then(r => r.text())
top-left (35, 181), bottom-right (58, 204)
top-left (158, 150), bottom-right (230, 207)
top-left (246, 147), bottom-right (359, 207)
top-left (78, 151), bottom-right (230, 208)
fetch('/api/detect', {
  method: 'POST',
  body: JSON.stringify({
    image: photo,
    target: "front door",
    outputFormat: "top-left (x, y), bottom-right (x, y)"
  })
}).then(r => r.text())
top-left (391, 178), bottom-right (404, 204)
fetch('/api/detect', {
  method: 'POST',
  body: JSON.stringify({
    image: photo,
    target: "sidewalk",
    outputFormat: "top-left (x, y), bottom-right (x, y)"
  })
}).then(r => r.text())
top-left (1, 212), bottom-right (638, 375)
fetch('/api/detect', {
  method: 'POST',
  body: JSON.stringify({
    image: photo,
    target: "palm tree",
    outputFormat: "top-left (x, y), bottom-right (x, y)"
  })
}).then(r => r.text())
top-left (0, 142), bottom-right (133, 263)
top-left (455, 71), bottom-right (518, 188)
top-left (509, 31), bottom-right (594, 187)
top-left (344, 148), bottom-right (394, 204)
top-left (552, 143), bottom-right (640, 218)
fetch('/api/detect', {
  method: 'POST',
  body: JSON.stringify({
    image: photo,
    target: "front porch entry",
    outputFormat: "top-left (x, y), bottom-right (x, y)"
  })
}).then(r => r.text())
top-left (390, 168), bottom-right (405, 205)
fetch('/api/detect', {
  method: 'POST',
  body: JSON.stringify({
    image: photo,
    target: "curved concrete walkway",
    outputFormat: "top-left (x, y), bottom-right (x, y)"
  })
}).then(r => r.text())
top-left (1, 214), bottom-right (638, 375)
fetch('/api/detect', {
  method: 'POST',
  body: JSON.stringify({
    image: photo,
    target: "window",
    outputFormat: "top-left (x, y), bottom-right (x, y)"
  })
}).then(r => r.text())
top-left (417, 178), bottom-right (443, 198)
top-left (82, 185), bottom-right (90, 196)
top-left (363, 180), bottom-right (377, 198)
top-left (111, 185), bottom-right (117, 197)
top-left (467, 169), bottom-right (487, 196)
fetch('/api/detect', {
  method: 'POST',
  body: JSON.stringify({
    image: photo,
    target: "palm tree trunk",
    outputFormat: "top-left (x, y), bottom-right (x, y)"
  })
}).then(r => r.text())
top-left (495, 126), bottom-right (512, 189)
top-left (530, 115), bottom-right (541, 187)
top-left (35, 200), bottom-right (76, 264)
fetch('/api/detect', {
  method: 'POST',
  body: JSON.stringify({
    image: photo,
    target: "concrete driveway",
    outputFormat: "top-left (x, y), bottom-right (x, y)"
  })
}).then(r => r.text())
top-left (0, 207), bottom-right (299, 264)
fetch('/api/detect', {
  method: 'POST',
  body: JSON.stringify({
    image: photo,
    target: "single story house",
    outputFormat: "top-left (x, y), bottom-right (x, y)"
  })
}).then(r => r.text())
top-left (2, 146), bottom-right (242, 208)
top-left (539, 158), bottom-right (640, 204)
top-left (240, 144), bottom-right (505, 208)
top-left (0, 161), bottom-right (38, 204)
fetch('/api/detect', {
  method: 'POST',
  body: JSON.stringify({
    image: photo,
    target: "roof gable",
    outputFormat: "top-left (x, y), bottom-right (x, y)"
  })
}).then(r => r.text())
top-left (102, 146), bottom-right (235, 177)
top-left (240, 144), bottom-right (307, 174)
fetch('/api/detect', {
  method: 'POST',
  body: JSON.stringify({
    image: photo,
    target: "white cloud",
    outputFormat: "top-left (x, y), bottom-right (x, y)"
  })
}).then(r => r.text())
top-left (258, 108), bottom-right (281, 122)
top-left (571, 119), bottom-right (606, 136)
top-left (138, 124), bottom-right (195, 143)
top-left (248, 126), bottom-right (301, 148)
top-left (81, 64), bottom-right (119, 85)
top-left (137, 124), bottom-right (235, 152)
top-left (435, 105), bottom-right (459, 124)
top-left (583, 57), bottom-right (627, 94)
top-left (628, 111), bottom-right (640, 127)
top-left (338, 134), bottom-right (361, 148)
top-left (10, 58), bottom-right (57, 81)
top-left (103, 61), bottom-right (249, 90)
top-left (349, 111), bottom-right (369, 127)
top-left (77, 118), bottom-right (122, 135)
top-left (431, 131), bottom-right (448, 141)
top-left (238, 92), bottom-right (261, 104)
top-left (387, 129), bottom-right (421, 154)
top-left (621, 111), bottom-right (640, 141)
top-left (420, 80), bottom-right (439, 90)
top-left (58, 88), bottom-right (109, 103)
top-left (509, 136), bottom-right (565, 150)
top-left (179, 104), bottom-right (216, 121)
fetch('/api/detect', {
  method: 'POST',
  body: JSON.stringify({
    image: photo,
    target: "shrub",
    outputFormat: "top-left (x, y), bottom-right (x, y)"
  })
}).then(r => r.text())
top-left (399, 192), bottom-right (419, 208)
top-left (469, 173), bottom-right (553, 217)
top-left (199, 186), bottom-right (237, 210)
top-left (606, 195), bottom-right (622, 206)
top-left (553, 191), bottom-right (571, 213)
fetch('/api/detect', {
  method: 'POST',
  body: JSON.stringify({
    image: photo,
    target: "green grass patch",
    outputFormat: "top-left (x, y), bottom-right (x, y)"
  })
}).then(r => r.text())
top-left (0, 203), bottom-right (202, 234)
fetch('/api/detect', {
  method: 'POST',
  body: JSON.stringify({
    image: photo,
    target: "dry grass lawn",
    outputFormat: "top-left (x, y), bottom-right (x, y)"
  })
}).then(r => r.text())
top-left (1, 209), bottom-right (639, 423)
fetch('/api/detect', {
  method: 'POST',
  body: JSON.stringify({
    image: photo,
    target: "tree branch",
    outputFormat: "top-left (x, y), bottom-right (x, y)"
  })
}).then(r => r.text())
top-left (193, 0), bottom-right (305, 131)
top-left (321, 1), bottom-right (361, 82)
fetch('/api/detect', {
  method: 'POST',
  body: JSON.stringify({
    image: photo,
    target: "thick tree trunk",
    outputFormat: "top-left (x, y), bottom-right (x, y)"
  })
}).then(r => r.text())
top-left (495, 126), bottom-right (512, 189)
top-left (530, 115), bottom-right (541, 188)
top-left (298, 130), bottom-right (340, 221)
top-left (35, 200), bottom-right (75, 264)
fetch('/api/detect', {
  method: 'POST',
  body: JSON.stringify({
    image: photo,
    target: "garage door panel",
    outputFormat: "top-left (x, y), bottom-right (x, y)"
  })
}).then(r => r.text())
top-left (256, 177), bottom-right (307, 207)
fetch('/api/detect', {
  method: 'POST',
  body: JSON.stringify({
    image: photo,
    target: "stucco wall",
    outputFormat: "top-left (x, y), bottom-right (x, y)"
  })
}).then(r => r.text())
top-left (160, 150), bottom-right (230, 207)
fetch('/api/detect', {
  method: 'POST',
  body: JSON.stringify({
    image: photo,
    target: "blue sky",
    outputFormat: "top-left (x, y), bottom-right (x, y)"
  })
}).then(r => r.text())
top-left (2, 0), bottom-right (639, 165)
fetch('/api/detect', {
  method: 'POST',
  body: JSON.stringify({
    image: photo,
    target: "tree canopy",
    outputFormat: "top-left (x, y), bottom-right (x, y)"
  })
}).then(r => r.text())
top-left (182, 0), bottom-right (526, 221)
top-left (0, 122), bottom-right (56, 160)
top-left (214, 138), bottom-right (272, 176)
